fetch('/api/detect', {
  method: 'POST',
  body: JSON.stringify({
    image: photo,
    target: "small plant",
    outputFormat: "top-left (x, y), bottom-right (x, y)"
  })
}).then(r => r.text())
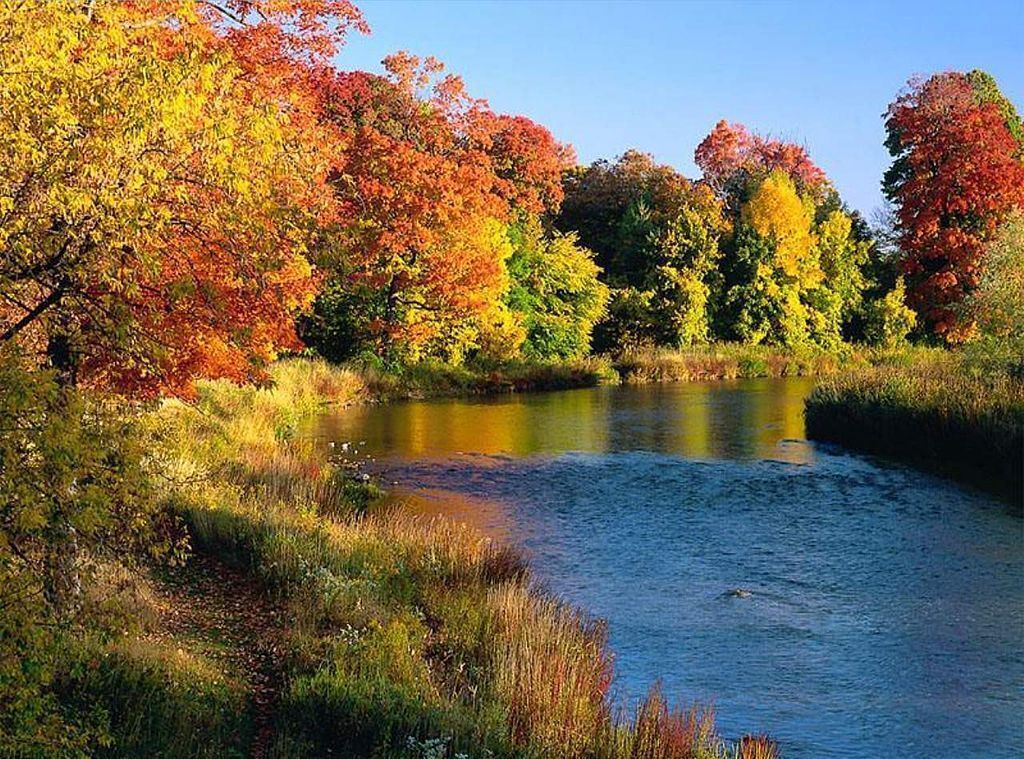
top-left (736, 733), bottom-right (779, 759)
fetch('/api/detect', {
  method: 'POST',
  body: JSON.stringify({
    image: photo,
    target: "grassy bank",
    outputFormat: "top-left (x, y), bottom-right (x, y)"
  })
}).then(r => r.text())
top-left (61, 359), bottom-right (775, 758)
top-left (612, 345), bottom-right (847, 384)
top-left (344, 343), bottom-right (910, 400)
top-left (357, 356), bottom-right (618, 398)
top-left (805, 356), bottom-right (1024, 503)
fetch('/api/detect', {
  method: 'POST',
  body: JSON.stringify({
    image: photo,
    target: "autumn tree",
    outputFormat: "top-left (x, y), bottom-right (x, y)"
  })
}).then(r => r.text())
top-left (692, 121), bottom-right (881, 349)
top-left (306, 54), bottom-right (571, 363)
top-left (883, 70), bottom-right (1024, 339)
top-left (0, 4), bottom-right (363, 746)
top-left (557, 151), bottom-right (727, 352)
top-left (503, 218), bottom-right (609, 360)
top-left (0, 0), bottom-right (364, 397)
top-left (960, 211), bottom-right (1024, 373)
top-left (695, 120), bottom-right (829, 204)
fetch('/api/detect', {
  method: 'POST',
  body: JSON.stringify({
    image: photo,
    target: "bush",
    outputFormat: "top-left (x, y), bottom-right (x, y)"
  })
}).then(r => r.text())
top-left (862, 277), bottom-right (917, 348)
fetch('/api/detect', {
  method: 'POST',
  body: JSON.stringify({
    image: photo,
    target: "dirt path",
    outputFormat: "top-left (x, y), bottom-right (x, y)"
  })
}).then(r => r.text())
top-left (146, 553), bottom-right (286, 759)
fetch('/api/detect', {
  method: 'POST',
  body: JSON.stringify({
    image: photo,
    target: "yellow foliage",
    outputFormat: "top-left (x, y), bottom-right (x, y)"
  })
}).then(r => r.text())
top-left (741, 170), bottom-right (821, 285)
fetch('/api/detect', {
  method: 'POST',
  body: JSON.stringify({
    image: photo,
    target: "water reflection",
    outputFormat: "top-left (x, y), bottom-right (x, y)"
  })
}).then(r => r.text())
top-left (314, 377), bottom-right (817, 464)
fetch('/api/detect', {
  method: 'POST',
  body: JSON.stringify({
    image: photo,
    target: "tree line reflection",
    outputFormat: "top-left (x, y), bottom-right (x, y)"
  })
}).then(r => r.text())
top-left (315, 377), bottom-right (816, 465)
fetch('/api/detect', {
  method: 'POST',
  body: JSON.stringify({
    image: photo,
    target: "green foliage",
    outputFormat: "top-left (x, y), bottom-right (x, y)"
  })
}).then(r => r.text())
top-left (966, 69), bottom-right (1024, 151)
top-left (720, 226), bottom-right (809, 347)
top-left (593, 288), bottom-right (659, 354)
top-left (647, 206), bottom-right (722, 347)
top-left (505, 218), bottom-right (610, 360)
top-left (57, 639), bottom-right (251, 759)
top-left (299, 280), bottom-right (379, 364)
top-left (0, 350), bottom-right (179, 756)
top-left (862, 277), bottom-right (917, 349)
top-left (960, 211), bottom-right (1024, 375)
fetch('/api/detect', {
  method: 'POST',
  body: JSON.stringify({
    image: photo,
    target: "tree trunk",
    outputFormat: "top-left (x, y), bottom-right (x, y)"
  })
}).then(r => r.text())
top-left (43, 329), bottom-right (81, 619)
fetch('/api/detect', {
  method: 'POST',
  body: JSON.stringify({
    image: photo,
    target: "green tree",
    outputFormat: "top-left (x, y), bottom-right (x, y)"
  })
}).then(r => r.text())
top-left (961, 211), bottom-right (1024, 374)
top-left (862, 277), bottom-right (917, 349)
top-left (648, 206), bottom-right (723, 346)
top-left (505, 219), bottom-right (609, 360)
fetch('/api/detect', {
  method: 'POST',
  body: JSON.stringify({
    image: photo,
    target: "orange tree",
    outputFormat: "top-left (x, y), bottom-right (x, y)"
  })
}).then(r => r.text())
top-left (305, 53), bottom-right (571, 363)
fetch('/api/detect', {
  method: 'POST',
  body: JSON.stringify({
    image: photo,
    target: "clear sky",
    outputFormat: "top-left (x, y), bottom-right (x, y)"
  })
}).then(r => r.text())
top-left (333, 0), bottom-right (1024, 218)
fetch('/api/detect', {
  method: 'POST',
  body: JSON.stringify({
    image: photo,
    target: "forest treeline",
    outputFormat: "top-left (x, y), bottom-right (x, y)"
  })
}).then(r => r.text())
top-left (1, 1), bottom-right (1022, 756)
top-left (3, 2), bottom-right (1023, 395)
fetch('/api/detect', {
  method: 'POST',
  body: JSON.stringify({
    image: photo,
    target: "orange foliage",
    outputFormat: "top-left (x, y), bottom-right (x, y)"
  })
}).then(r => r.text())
top-left (0, 1), bottom-right (366, 397)
top-left (316, 53), bottom-right (571, 357)
top-left (695, 120), bottom-right (828, 198)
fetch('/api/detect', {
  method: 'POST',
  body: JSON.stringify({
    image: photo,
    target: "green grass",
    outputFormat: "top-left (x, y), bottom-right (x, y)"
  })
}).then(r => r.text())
top-left (57, 637), bottom-right (251, 759)
top-left (612, 344), bottom-right (850, 384)
top-left (805, 354), bottom-right (1024, 502)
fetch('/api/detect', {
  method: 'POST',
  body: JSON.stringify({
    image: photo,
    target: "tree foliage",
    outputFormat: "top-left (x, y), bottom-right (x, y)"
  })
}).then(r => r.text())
top-left (694, 120), bottom-right (829, 201)
top-left (307, 54), bottom-right (573, 362)
top-left (0, 1), bottom-right (365, 397)
top-left (960, 211), bottom-right (1024, 373)
top-left (505, 219), bottom-right (610, 360)
top-left (883, 70), bottom-right (1024, 340)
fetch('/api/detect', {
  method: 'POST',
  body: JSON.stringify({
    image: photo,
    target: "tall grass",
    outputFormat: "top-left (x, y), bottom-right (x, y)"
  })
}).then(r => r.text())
top-left (57, 637), bottom-right (252, 759)
top-left (146, 358), bottom-right (766, 758)
top-left (613, 344), bottom-right (847, 384)
top-left (806, 354), bottom-right (1024, 502)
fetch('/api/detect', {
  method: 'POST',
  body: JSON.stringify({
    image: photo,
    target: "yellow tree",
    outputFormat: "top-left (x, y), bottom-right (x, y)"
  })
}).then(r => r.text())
top-left (741, 170), bottom-right (820, 285)
top-left (0, 1), bottom-right (357, 397)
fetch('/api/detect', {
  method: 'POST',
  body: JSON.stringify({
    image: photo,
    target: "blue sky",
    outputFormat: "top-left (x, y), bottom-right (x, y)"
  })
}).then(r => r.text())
top-left (333, 0), bottom-right (1024, 217)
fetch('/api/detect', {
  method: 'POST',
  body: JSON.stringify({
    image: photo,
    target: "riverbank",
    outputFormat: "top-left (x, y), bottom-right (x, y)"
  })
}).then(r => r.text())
top-left (351, 343), bottom-right (912, 401)
top-left (55, 359), bottom-right (774, 758)
top-left (806, 357), bottom-right (1024, 503)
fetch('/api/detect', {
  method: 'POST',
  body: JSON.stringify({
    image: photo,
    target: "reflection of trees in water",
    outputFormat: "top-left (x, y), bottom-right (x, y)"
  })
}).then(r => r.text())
top-left (315, 378), bottom-right (816, 464)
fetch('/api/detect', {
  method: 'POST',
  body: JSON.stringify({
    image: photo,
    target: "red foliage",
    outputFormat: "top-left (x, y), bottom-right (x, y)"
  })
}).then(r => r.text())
top-left (695, 120), bottom-right (827, 197)
top-left (316, 53), bottom-right (572, 354)
top-left (471, 113), bottom-right (576, 215)
top-left (884, 73), bottom-right (1024, 337)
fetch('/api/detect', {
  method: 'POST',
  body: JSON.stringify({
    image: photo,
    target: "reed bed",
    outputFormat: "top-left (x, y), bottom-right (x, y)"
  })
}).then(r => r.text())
top-left (806, 357), bottom-right (1024, 502)
top-left (613, 344), bottom-right (846, 384)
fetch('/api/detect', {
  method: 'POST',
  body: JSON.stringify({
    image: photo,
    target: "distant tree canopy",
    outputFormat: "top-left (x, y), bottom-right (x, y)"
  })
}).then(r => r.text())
top-left (556, 127), bottom-right (888, 353)
top-left (4, 5), bottom-right (1019, 377)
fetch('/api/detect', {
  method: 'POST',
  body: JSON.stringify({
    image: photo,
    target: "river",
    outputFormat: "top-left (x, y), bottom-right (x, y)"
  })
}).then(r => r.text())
top-left (312, 377), bottom-right (1023, 758)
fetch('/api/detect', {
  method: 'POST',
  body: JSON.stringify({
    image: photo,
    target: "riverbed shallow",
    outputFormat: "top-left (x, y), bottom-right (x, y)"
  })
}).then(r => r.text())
top-left (312, 378), bottom-right (1023, 758)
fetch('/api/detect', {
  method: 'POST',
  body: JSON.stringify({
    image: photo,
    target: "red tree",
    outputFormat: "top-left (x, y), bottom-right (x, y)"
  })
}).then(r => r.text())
top-left (694, 120), bottom-right (827, 199)
top-left (314, 53), bottom-right (571, 358)
top-left (883, 72), bottom-right (1024, 338)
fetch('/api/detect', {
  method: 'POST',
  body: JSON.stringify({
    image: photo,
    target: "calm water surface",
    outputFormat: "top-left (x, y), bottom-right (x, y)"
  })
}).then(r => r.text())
top-left (313, 378), bottom-right (1024, 758)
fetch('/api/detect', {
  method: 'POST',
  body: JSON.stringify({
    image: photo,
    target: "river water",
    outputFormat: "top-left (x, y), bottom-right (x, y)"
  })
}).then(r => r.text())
top-left (313, 378), bottom-right (1023, 758)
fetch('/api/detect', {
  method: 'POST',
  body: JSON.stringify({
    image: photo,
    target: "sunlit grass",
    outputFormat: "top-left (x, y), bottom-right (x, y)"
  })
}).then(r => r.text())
top-left (806, 353), bottom-right (1024, 500)
top-left (613, 343), bottom-right (848, 384)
